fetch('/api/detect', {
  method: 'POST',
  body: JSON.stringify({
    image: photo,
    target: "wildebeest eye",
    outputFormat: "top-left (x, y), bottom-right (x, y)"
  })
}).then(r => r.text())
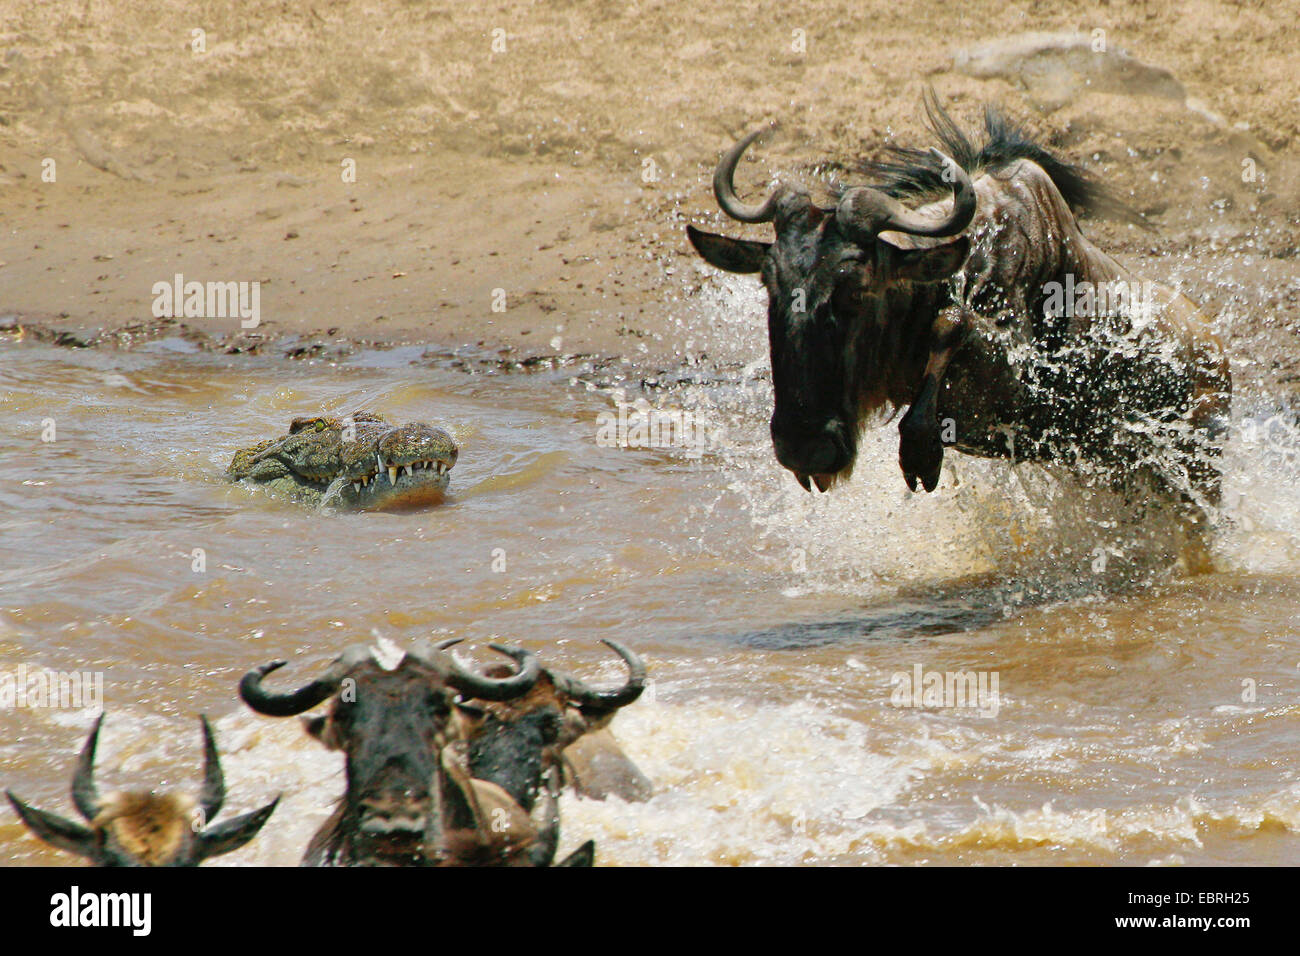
top-left (836, 249), bottom-right (866, 270)
top-left (425, 690), bottom-right (450, 714)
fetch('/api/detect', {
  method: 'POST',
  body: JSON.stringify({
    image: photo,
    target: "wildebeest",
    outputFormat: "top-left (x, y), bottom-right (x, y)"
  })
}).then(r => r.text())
top-left (239, 640), bottom-right (593, 866)
top-left (458, 636), bottom-right (650, 847)
top-left (6, 714), bottom-right (279, 866)
top-left (687, 95), bottom-right (1230, 566)
top-left (544, 638), bottom-right (652, 802)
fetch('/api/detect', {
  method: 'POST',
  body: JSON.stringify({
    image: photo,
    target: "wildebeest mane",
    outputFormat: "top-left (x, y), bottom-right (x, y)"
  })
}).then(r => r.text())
top-left (850, 89), bottom-right (1149, 228)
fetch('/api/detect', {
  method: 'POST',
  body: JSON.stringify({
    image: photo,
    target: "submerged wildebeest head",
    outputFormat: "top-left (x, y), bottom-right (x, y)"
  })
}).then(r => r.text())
top-left (687, 127), bottom-right (974, 492)
top-left (6, 714), bottom-right (279, 866)
top-left (239, 640), bottom-right (541, 866)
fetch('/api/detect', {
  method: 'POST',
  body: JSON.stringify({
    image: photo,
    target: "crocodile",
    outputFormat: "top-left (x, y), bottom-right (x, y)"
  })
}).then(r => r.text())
top-left (227, 411), bottom-right (457, 510)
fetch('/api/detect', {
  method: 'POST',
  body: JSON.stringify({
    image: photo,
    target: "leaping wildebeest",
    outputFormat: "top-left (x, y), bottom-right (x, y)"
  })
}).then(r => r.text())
top-left (6, 714), bottom-right (279, 866)
top-left (687, 95), bottom-right (1231, 567)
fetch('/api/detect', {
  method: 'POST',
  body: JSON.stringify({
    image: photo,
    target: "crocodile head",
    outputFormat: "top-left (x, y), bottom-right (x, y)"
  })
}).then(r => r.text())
top-left (227, 412), bottom-right (458, 511)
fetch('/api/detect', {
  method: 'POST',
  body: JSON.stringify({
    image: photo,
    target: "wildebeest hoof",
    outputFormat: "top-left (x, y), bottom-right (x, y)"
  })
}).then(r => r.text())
top-left (902, 465), bottom-right (942, 493)
top-left (899, 420), bottom-right (943, 493)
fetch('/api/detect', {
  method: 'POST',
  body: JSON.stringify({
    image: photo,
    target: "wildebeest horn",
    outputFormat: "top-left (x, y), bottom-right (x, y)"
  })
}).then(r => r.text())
top-left (406, 636), bottom-right (537, 703)
top-left (554, 639), bottom-right (647, 711)
top-left (239, 645), bottom-right (373, 717)
top-left (714, 126), bottom-right (786, 224)
top-left (71, 713), bottom-right (104, 821)
top-left (5, 791), bottom-right (95, 859)
top-left (197, 715), bottom-right (225, 824)
top-left (444, 644), bottom-right (541, 701)
top-left (195, 795), bottom-right (281, 862)
top-left (405, 636), bottom-right (463, 668)
top-left (837, 148), bottom-right (975, 239)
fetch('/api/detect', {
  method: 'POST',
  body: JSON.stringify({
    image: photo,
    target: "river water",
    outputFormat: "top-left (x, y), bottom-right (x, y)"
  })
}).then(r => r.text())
top-left (2, 317), bottom-right (1298, 866)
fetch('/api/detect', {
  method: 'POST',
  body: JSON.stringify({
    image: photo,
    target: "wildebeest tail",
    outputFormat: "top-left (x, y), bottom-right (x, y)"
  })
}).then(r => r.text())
top-left (857, 88), bottom-right (1150, 229)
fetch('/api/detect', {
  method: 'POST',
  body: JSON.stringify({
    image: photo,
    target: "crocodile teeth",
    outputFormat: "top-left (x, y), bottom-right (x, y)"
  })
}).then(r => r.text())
top-left (352, 482), bottom-right (361, 493)
top-left (388, 465), bottom-right (398, 485)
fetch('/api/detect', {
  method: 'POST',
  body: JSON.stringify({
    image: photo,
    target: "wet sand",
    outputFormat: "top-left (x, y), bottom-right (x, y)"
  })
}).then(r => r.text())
top-left (1, 0), bottom-right (1298, 386)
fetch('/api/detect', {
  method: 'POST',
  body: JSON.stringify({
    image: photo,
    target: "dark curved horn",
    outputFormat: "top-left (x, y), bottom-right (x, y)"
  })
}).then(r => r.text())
top-left (239, 646), bottom-right (371, 717)
top-left (405, 636), bottom-right (462, 669)
top-left (836, 148), bottom-right (975, 240)
top-left (714, 126), bottom-right (785, 224)
top-left (195, 795), bottom-right (280, 861)
top-left (445, 644), bottom-right (540, 701)
top-left (239, 661), bottom-right (331, 717)
top-left (71, 713), bottom-right (104, 821)
top-left (197, 715), bottom-right (225, 824)
top-left (556, 839), bottom-right (596, 867)
top-left (554, 639), bottom-right (647, 711)
top-left (6, 791), bottom-right (95, 859)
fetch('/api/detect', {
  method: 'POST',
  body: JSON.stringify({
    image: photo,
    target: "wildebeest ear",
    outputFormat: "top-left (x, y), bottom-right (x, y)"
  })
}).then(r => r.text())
top-left (888, 235), bottom-right (970, 284)
top-left (6, 791), bottom-right (96, 859)
top-left (301, 714), bottom-right (330, 743)
top-left (196, 795), bottom-right (280, 862)
top-left (686, 225), bottom-right (770, 274)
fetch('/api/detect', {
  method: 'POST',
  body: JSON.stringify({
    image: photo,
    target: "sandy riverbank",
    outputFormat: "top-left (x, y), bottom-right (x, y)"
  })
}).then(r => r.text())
top-left (2, 0), bottom-right (1298, 388)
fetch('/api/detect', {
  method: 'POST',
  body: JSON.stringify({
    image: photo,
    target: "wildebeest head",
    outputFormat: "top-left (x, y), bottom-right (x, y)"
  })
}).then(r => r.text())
top-left (462, 638), bottom-right (648, 813)
top-left (239, 640), bottom-right (539, 865)
top-left (687, 128), bottom-right (974, 491)
top-left (6, 714), bottom-right (279, 866)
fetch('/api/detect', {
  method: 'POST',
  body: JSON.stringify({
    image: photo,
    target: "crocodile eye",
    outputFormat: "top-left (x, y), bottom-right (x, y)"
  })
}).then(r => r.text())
top-left (315, 420), bottom-right (326, 432)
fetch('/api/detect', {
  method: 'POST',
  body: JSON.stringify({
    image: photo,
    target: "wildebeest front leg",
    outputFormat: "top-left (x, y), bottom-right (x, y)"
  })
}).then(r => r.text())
top-left (899, 310), bottom-right (968, 492)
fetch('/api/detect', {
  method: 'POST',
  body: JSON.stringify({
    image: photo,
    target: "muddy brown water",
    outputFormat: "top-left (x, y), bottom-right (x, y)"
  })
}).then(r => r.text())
top-left (2, 297), bottom-right (1299, 865)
